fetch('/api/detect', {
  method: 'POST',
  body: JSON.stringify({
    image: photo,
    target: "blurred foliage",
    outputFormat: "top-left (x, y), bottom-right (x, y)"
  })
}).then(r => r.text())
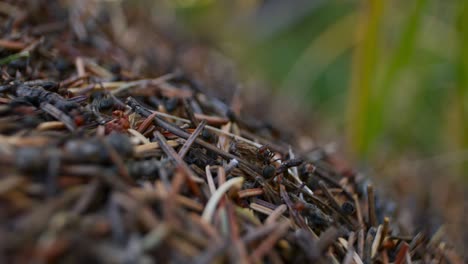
top-left (167, 0), bottom-right (468, 178)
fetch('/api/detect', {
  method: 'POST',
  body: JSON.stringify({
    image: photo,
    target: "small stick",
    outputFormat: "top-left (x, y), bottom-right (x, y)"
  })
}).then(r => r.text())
top-left (129, 188), bottom-right (203, 212)
top-left (201, 177), bottom-right (244, 222)
top-left (252, 198), bottom-right (279, 211)
top-left (40, 103), bottom-right (76, 131)
top-left (0, 176), bottom-right (24, 195)
top-left (409, 232), bottom-right (425, 253)
top-left (111, 72), bottom-right (176, 95)
top-left (141, 223), bottom-right (171, 251)
top-left (194, 239), bottom-right (229, 264)
top-left (367, 184), bottom-right (377, 227)
top-left (163, 169), bottom-right (185, 224)
top-left (241, 222), bottom-right (283, 244)
top-left (37, 121), bottom-right (66, 131)
top-left (353, 194), bottom-right (364, 227)
top-left (318, 180), bottom-right (355, 228)
top-left (249, 220), bottom-right (290, 262)
top-left (178, 120), bottom-right (207, 159)
top-left (46, 150), bottom-right (60, 196)
top-left (318, 180), bottom-right (342, 213)
top-left (154, 131), bottom-right (204, 183)
top-left (189, 213), bottom-right (221, 241)
top-left (378, 217), bottom-right (390, 250)
top-left (176, 228), bottom-right (209, 252)
top-left (226, 201), bottom-right (248, 264)
top-left (0, 39), bottom-right (27, 50)
top-left (217, 166), bottom-right (226, 186)
top-left (279, 184), bottom-right (308, 229)
top-left (365, 227), bottom-right (376, 263)
top-left (100, 138), bottom-right (133, 185)
top-left (60, 75), bottom-right (89, 88)
top-left (128, 128), bottom-right (150, 144)
top-left (250, 202), bottom-right (275, 216)
top-left (265, 204), bottom-right (287, 225)
top-left (168, 237), bottom-right (200, 257)
top-left (381, 249), bottom-right (390, 264)
top-left (128, 98), bottom-right (262, 178)
top-left (314, 167), bottom-right (354, 201)
top-left (394, 242), bottom-right (410, 264)
top-left (357, 228), bottom-right (365, 259)
top-left (267, 250), bottom-right (285, 264)
top-left (194, 113), bottom-right (229, 126)
top-left (342, 232), bottom-right (362, 264)
top-left (137, 111), bottom-right (159, 133)
top-left (238, 188), bottom-right (264, 199)
top-left (175, 194), bottom-right (203, 213)
top-left (205, 165), bottom-right (216, 195)
top-left (112, 192), bottom-right (160, 230)
top-left (240, 129), bottom-right (288, 154)
top-left (127, 98), bottom-right (261, 147)
top-left (216, 167), bottom-right (228, 236)
top-left (75, 57), bottom-right (85, 77)
top-left (83, 60), bottom-right (113, 78)
top-left (371, 225), bottom-right (383, 258)
top-left (134, 141), bottom-right (179, 155)
top-left (316, 227), bottom-right (344, 256)
top-left (183, 99), bottom-right (199, 127)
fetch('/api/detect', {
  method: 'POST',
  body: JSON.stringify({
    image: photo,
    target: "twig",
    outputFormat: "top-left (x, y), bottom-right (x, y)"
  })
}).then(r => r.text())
top-left (250, 202), bottom-right (275, 216)
top-left (154, 131), bottom-right (204, 183)
top-left (75, 57), bottom-right (85, 77)
top-left (367, 184), bottom-right (377, 227)
top-left (342, 232), bottom-right (360, 264)
top-left (0, 39), bottom-right (26, 50)
top-left (205, 165), bottom-right (216, 195)
top-left (178, 120), bottom-right (207, 159)
top-left (265, 204), bottom-right (287, 225)
top-left (127, 97), bottom-right (261, 147)
top-left (127, 97), bottom-right (262, 175)
top-left (394, 242), bottom-right (410, 264)
top-left (249, 220), bottom-right (290, 262)
top-left (111, 72), bottom-right (176, 95)
top-left (100, 137), bottom-right (133, 184)
top-left (202, 177), bottom-right (244, 222)
top-left (40, 103), bottom-right (76, 131)
top-left (318, 180), bottom-right (355, 228)
top-left (378, 217), bottom-right (390, 250)
top-left (238, 188), bottom-right (264, 199)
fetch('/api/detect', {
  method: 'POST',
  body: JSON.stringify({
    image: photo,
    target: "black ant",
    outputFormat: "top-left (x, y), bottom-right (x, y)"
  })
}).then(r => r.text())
top-left (257, 145), bottom-right (276, 165)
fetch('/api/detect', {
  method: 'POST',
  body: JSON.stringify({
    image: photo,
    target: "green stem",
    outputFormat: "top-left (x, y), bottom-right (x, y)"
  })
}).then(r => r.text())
top-left (0, 50), bottom-right (29, 66)
top-left (346, 0), bottom-right (384, 159)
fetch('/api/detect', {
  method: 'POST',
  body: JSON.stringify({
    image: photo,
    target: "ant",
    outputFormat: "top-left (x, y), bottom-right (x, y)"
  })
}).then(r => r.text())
top-left (257, 145), bottom-right (276, 165)
top-left (257, 145), bottom-right (303, 179)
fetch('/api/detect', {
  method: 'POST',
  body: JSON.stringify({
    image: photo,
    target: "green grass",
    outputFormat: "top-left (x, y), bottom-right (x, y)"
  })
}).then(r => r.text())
top-left (346, 0), bottom-right (384, 159)
top-left (453, 0), bottom-right (468, 178)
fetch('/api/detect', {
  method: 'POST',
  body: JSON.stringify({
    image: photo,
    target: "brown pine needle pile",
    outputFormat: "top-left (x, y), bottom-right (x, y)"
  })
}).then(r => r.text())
top-left (0, 1), bottom-right (462, 263)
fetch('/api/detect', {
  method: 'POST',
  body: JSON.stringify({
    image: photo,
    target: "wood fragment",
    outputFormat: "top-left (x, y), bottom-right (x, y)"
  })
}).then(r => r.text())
top-left (155, 131), bottom-right (204, 183)
top-left (179, 120), bottom-right (207, 159)
top-left (202, 177), bottom-right (244, 222)
top-left (40, 103), bottom-right (76, 131)
top-left (238, 188), bottom-right (264, 198)
top-left (0, 39), bottom-right (27, 50)
top-left (367, 184), bottom-right (377, 227)
top-left (249, 220), bottom-right (290, 262)
top-left (37, 121), bottom-right (66, 131)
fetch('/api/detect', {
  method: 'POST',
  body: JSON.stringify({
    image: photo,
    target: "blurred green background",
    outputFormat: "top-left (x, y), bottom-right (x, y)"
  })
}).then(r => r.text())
top-left (159, 0), bottom-right (468, 178)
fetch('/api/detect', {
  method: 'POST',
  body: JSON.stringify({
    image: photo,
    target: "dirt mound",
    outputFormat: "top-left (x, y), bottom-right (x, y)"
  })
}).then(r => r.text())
top-left (0, 1), bottom-right (461, 263)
